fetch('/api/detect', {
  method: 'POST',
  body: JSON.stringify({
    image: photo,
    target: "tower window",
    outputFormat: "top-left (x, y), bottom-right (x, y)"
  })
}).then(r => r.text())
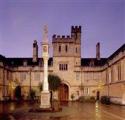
top-left (59, 45), bottom-right (61, 52)
top-left (76, 47), bottom-right (77, 53)
top-left (76, 72), bottom-right (80, 80)
top-left (65, 45), bottom-right (68, 52)
top-left (65, 64), bottom-right (67, 70)
top-left (59, 64), bottom-right (68, 71)
top-left (59, 64), bottom-right (62, 70)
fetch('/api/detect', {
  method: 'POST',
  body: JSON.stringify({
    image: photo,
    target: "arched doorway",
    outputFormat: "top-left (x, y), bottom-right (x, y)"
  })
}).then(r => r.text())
top-left (14, 85), bottom-right (22, 100)
top-left (58, 83), bottom-right (69, 101)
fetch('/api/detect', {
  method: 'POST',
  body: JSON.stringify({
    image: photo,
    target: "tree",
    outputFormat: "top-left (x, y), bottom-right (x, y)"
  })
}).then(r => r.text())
top-left (29, 89), bottom-right (36, 101)
top-left (48, 74), bottom-right (61, 109)
top-left (38, 74), bottom-right (61, 101)
top-left (48, 74), bottom-right (61, 91)
top-left (38, 82), bottom-right (43, 92)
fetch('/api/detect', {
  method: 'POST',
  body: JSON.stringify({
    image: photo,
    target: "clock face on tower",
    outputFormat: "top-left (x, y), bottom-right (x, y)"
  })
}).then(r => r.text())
top-left (43, 46), bottom-right (48, 53)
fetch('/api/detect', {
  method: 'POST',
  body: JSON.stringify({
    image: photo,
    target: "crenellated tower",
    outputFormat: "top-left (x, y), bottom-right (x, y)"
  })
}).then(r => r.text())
top-left (71, 26), bottom-right (81, 44)
top-left (52, 25), bottom-right (81, 73)
top-left (71, 26), bottom-right (81, 66)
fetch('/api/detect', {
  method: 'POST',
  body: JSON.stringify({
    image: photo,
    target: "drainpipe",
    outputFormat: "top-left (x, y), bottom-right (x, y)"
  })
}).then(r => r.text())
top-left (107, 62), bottom-right (110, 97)
top-left (80, 67), bottom-right (83, 96)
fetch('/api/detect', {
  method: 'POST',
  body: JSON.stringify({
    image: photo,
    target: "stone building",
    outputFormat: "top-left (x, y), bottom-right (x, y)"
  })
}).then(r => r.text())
top-left (0, 26), bottom-right (125, 105)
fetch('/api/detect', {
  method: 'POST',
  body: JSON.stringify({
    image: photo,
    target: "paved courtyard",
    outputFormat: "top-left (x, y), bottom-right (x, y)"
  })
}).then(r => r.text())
top-left (0, 101), bottom-right (125, 120)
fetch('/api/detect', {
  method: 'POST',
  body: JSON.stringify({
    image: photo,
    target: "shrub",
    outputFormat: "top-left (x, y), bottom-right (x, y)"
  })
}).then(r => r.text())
top-left (71, 94), bottom-right (75, 101)
top-left (101, 96), bottom-right (111, 105)
top-left (78, 96), bottom-right (85, 102)
top-left (38, 82), bottom-right (43, 92)
top-left (48, 74), bottom-right (61, 91)
top-left (85, 96), bottom-right (96, 102)
top-left (29, 89), bottom-right (36, 100)
top-left (89, 96), bottom-right (96, 102)
top-left (78, 96), bottom-right (96, 103)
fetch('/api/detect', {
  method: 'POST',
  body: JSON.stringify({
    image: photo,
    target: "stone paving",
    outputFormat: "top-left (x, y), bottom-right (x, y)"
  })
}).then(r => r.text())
top-left (0, 102), bottom-right (125, 120)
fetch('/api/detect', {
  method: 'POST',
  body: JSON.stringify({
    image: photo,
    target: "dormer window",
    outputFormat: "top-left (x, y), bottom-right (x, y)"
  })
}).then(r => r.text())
top-left (23, 60), bottom-right (27, 66)
top-left (11, 61), bottom-right (14, 66)
top-left (39, 59), bottom-right (42, 67)
top-left (89, 59), bottom-right (94, 67)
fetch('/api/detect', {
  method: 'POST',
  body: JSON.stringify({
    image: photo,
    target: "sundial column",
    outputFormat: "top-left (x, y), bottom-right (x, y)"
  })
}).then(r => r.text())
top-left (40, 25), bottom-right (51, 108)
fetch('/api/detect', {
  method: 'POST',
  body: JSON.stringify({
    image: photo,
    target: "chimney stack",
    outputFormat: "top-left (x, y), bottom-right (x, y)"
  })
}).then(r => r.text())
top-left (33, 40), bottom-right (38, 62)
top-left (96, 42), bottom-right (100, 60)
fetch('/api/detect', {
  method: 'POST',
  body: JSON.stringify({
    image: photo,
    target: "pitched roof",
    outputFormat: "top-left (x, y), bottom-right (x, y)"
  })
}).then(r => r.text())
top-left (0, 44), bottom-right (124, 67)
top-left (5, 57), bottom-right (53, 67)
top-left (81, 58), bottom-right (107, 67)
top-left (108, 44), bottom-right (125, 61)
top-left (0, 54), bottom-right (6, 61)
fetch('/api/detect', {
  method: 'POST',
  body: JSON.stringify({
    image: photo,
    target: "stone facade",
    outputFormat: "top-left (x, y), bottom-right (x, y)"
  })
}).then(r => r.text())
top-left (101, 49), bottom-right (125, 104)
top-left (0, 26), bottom-right (125, 104)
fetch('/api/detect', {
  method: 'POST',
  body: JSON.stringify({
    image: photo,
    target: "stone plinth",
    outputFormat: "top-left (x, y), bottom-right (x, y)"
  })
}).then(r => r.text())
top-left (40, 91), bottom-right (51, 108)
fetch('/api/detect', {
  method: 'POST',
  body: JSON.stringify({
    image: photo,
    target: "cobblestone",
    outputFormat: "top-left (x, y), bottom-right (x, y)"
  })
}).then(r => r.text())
top-left (0, 102), bottom-right (125, 120)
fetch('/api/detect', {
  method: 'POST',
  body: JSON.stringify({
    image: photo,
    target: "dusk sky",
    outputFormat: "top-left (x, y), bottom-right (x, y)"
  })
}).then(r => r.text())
top-left (0, 0), bottom-right (125, 58)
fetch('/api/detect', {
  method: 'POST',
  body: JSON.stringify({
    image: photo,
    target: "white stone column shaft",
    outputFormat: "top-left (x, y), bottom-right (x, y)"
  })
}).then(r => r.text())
top-left (43, 57), bottom-right (49, 91)
top-left (40, 25), bottom-right (50, 108)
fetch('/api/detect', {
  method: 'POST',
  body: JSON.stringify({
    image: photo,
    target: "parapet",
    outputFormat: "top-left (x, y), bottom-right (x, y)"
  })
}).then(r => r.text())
top-left (52, 34), bottom-right (71, 39)
top-left (52, 25), bottom-right (81, 43)
top-left (71, 26), bottom-right (81, 33)
top-left (52, 34), bottom-right (73, 43)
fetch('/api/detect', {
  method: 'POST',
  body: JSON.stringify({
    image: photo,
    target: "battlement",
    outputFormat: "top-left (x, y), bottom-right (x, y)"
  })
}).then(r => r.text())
top-left (71, 26), bottom-right (81, 33)
top-left (52, 26), bottom-right (81, 43)
top-left (53, 34), bottom-right (71, 39)
top-left (52, 34), bottom-right (73, 43)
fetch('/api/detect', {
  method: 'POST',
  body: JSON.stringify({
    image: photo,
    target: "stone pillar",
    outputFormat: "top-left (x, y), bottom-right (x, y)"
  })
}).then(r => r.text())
top-left (40, 25), bottom-right (51, 108)
top-left (43, 57), bottom-right (49, 91)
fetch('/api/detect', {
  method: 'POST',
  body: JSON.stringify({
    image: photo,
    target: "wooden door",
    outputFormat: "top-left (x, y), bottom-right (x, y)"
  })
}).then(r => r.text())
top-left (58, 84), bottom-right (69, 101)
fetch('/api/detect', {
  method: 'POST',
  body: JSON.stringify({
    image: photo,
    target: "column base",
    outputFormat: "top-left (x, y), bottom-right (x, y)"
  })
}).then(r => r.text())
top-left (40, 91), bottom-right (51, 108)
